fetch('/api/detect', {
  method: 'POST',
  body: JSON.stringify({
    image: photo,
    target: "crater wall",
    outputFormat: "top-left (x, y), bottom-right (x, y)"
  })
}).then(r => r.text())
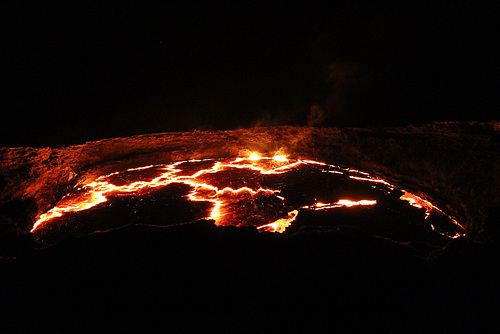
top-left (1, 122), bottom-right (498, 240)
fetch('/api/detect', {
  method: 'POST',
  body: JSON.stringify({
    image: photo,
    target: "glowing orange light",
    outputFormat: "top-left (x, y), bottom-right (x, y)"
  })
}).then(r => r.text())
top-left (31, 153), bottom-right (296, 232)
top-left (348, 175), bottom-right (392, 186)
top-left (400, 191), bottom-right (433, 212)
top-left (248, 153), bottom-right (261, 161)
top-left (304, 199), bottom-right (377, 210)
top-left (257, 210), bottom-right (298, 233)
top-left (345, 173), bottom-right (459, 224)
top-left (399, 191), bottom-right (465, 234)
top-left (272, 154), bottom-right (288, 162)
top-left (31, 153), bottom-right (464, 238)
top-left (336, 199), bottom-right (377, 207)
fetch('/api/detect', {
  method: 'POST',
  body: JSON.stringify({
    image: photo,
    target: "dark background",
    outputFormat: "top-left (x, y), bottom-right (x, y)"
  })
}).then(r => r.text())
top-left (2, 2), bottom-right (498, 147)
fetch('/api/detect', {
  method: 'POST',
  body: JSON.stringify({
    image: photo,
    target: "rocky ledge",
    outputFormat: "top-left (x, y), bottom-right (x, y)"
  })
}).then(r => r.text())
top-left (1, 121), bottom-right (500, 332)
top-left (1, 122), bottom-right (499, 240)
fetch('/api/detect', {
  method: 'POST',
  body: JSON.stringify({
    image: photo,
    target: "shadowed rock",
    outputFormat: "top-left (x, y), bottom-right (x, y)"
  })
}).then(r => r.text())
top-left (1, 122), bottom-right (498, 238)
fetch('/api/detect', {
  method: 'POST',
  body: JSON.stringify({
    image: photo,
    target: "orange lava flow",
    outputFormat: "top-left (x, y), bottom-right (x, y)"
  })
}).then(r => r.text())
top-left (344, 172), bottom-right (464, 231)
top-left (302, 199), bottom-right (378, 210)
top-left (257, 210), bottom-right (299, 233)
top-left (31, 152), bottom-right (464, 237)
top-left (400, 191), bottom-right (436, 217)
top-left (31, 153), bottom-right (299, 232)
top-left (400, 191), bottom-right (465, 235)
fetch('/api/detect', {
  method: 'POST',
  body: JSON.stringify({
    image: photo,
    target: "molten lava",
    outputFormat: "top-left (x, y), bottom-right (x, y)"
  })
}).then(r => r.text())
top-left (31, 152), bottom-right (465, 241)
top-left (303, 200), bottom-right (378, 210)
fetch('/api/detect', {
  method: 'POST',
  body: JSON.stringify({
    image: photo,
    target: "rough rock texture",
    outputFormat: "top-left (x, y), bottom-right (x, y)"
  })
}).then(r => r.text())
top-left (1, 122), bottom-right (500, 332)
top-left (1, 122), bottom-right (499, 239)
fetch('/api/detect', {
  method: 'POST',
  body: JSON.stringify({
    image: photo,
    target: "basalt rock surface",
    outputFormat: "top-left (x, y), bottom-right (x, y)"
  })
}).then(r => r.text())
top-left (1, 122), bottom-right (499, 239)
top-left (1, 122), bottom-right (500, 331)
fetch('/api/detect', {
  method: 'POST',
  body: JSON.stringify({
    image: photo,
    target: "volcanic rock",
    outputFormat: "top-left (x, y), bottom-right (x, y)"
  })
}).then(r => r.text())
top-left (1, 123), bottom-right (499, 331)
top-left (1, 122), bottom-right (498, 238)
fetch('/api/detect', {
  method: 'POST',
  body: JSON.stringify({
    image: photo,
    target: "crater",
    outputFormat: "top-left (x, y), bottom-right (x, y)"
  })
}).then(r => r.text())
top-left (1, 123), bottom-right (499, 331)
top-left (31, 154), bottom-right (465, 250)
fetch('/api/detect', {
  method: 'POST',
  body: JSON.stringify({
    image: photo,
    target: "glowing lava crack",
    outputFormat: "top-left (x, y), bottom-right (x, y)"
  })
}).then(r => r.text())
top-left (31, 153), bottom-right (465, 242)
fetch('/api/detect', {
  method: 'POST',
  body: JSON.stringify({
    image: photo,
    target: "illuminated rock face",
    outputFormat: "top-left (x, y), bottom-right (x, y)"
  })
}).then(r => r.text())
top-left (1, 124), bottom-right (499, 333)
top-left (0, 122), bottom-right (499, 240)
top-left (31, 154), bottom-right (464, 246)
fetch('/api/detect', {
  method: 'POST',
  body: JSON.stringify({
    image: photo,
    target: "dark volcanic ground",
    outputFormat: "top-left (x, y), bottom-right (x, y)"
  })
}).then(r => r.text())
top-left (1, 124), bottom-right (500, 331)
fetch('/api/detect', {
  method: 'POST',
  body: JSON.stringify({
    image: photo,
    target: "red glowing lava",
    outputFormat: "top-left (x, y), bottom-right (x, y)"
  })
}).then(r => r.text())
top-left (31, 152), bottom-right (465, 239)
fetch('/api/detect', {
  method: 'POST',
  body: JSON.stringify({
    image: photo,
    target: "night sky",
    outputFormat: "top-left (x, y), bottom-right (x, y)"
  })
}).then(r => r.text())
top-left (2, 2), bottom-right (498, 147)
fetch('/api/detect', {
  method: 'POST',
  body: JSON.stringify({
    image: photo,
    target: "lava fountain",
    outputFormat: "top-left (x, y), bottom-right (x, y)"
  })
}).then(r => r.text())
top-left (31, 152), bottom-right (465, 245)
